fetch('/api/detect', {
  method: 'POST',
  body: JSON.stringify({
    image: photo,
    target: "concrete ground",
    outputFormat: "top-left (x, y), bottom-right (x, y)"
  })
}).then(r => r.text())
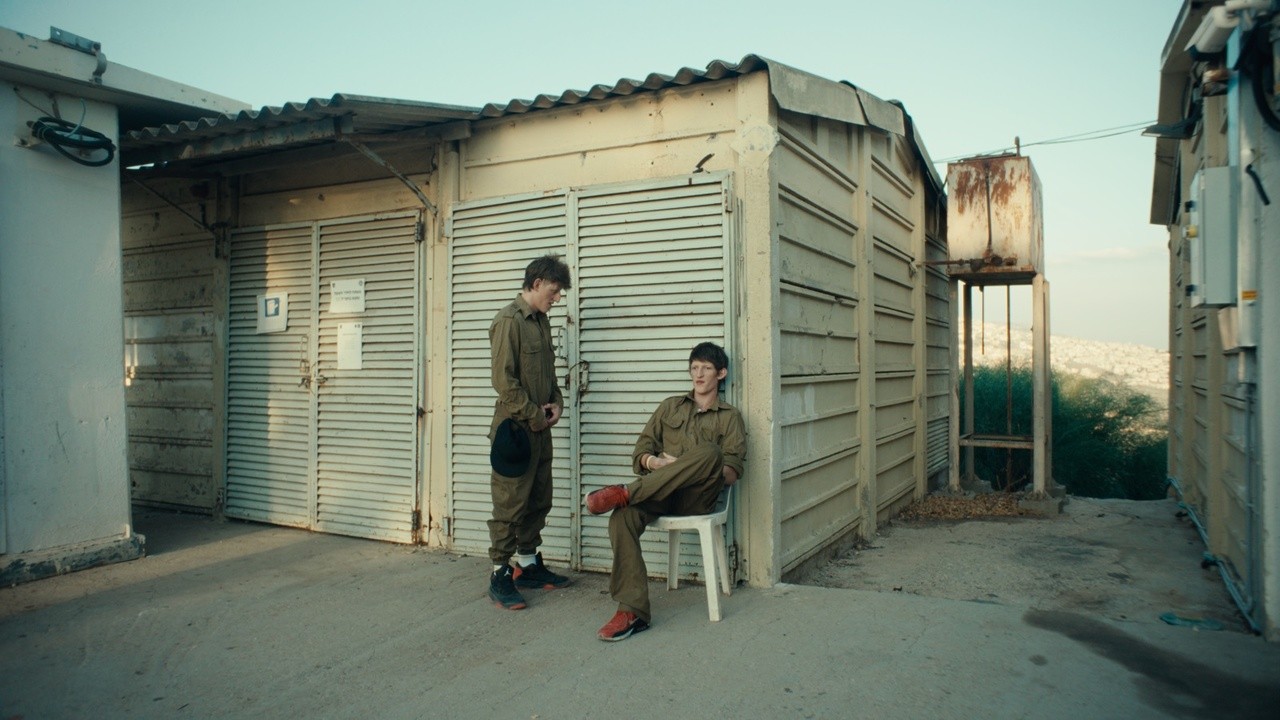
top-left (2, 508), bottom-right (1278, 720)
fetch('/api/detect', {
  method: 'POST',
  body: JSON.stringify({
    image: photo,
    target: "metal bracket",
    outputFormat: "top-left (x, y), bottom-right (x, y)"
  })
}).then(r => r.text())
top-left (340, 137), bottom-right (438, 214)
top-left (49, 27), bottom-right (107, 83)
top-left (128, 177), bottom-right (220, 239)
top-left (49, 27), bottom-right (99, 55)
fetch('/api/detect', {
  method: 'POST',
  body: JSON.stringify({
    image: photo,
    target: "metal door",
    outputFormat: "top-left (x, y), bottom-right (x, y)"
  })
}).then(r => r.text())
top-left (447, 193), bottom-right (574, 559)
top-left (447, 173), bottom-right (732, 575)
top-left (575, 176), bottom-right (733, 573)
top-left (226, 212), bottom-right (422, 542)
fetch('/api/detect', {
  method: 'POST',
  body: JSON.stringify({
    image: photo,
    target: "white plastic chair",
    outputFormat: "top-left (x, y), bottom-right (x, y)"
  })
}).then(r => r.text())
top-left (650, 485), bottom-right (734, 622)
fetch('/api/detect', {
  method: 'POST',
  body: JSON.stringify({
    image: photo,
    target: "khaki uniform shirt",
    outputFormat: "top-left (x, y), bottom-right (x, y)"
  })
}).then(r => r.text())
top-left (489, 294), bottom-right (563, 435)
top-left (631, 393), bottom-right (746, 478)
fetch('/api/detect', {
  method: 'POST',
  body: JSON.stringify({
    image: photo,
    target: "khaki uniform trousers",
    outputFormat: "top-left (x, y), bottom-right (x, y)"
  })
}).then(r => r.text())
top-left (608, 443), bottom-right (725, 622)
top-left (488, 428), bottom-right (554, 565)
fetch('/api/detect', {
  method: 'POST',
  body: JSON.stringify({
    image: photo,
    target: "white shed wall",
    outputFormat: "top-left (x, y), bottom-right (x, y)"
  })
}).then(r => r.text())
top-left (0, 87), bottom-right (133, 559)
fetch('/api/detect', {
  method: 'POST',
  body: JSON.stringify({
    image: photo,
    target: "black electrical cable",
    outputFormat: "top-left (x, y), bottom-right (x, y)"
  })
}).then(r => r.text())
top-left (1245, 163), bottom-right (1272, 205)
top-left (1249, 57), bottom-right (1280, 132)
top-left (29, 116), bottom-right (116, 167)
top-left (1239, 20), bottom-right (1280, 133)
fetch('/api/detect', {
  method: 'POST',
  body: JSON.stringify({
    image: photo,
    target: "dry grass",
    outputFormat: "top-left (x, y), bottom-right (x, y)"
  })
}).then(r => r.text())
top-left (896, 492), bottom-right (1031, 522)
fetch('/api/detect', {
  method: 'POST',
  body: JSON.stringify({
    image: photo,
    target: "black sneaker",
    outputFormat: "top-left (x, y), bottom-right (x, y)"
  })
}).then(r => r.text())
top-left (513, 552), bottom-right (573, 589)
top-left (489, 565), bottom-right (527, 610)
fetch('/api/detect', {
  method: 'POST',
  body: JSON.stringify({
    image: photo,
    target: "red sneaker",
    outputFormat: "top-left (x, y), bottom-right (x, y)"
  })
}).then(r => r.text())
top-left (597, 611), bottom-right (650, 642)
top-left (585, 485), bottom-right (630, 515)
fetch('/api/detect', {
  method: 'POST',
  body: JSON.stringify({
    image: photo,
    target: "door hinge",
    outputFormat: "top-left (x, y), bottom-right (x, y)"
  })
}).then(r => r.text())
top-left (442, 516), bottom-right (452, 537)
top-left (723, 185), bottom-right (733, 212)
top-left (412, 509), bottom-right (422, 532)
top-left (414, 219), bottom-right (425, 244)
top-left (443, 216), bottom-right (453, 239)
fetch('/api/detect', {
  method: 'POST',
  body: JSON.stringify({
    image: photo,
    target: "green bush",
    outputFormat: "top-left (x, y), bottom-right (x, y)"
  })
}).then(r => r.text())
top-left (960, 365), bottom-right (1168, 499)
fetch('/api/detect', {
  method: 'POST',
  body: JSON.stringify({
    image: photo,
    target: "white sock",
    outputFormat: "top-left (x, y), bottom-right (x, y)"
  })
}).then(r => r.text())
top-left (516, 552), bottom-right (538, 567)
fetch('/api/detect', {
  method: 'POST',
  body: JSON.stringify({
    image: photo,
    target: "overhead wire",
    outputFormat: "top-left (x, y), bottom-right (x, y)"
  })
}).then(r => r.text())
top-left (934, 120), bottom-right (1155, 163)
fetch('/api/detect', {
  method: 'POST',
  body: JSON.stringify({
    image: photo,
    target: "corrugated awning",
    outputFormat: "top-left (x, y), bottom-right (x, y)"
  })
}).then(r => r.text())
top-left (123, 94), bottom-right (479, 168)
top-left (1150, 1), bottom-right (1216, 225)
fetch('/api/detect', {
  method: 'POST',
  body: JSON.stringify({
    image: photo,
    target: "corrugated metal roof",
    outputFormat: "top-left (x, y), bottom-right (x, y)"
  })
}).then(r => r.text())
top-left (126, 94), bottom-right (477, 143)
top-left (121, 55), bottom-right (940, 194)
top-left (477, 53), bottom-right (939, 194)
top-left (122, 94), bottom-right (479, 167)
top-left (478, 55), bottom-right (770, 116)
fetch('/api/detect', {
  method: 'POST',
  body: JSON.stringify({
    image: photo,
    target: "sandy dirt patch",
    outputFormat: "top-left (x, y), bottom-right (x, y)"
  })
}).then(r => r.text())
top-left (803, 495), bottom-right (1245, 631)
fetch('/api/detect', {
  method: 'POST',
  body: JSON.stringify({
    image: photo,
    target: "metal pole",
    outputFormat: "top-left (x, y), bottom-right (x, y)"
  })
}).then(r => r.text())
top-left (1032, 275), bottom-right (1048, 496)
top-left (963, 282), bottom-right (975, 485)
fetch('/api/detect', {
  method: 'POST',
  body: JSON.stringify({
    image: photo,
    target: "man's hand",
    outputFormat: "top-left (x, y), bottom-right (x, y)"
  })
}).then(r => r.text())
top-left (722, 465), bottom-right (739, 486)
top-left (649, 452), bottom-right (678, 471)
top-left (543, 403), bottom-right (563, 428)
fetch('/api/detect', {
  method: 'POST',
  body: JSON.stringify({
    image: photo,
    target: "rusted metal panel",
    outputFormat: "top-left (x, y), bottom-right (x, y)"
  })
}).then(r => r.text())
top-left (946, 155), bottom-right (1044, 280)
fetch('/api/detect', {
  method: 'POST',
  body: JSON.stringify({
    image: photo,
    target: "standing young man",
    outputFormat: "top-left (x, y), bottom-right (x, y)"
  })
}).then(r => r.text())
top-left (584, 342), bottom-right (746, 640)
top-left (487, 254), bottom-right (574, 610)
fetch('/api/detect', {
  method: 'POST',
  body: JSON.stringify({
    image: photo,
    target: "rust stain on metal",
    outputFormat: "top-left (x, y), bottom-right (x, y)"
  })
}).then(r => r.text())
top-left (950, 156), bottom-right (1021, 215)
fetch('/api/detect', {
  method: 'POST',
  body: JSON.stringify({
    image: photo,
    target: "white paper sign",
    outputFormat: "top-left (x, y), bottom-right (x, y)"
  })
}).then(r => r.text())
top-left (330, 279), bottom-right (366, 315)
top-left (337, 322), bottom-right (363, 370)
top-left (256, 292), bottom-right (288, 334)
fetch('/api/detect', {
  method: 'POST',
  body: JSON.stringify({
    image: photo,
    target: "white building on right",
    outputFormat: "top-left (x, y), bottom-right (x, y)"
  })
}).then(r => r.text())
top-left (1149, 0), bottom-right (1280, 641)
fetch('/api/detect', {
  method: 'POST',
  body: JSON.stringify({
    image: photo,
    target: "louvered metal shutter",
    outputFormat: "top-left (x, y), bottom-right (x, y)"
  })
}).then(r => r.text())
top-left (448, 194), bottom-right (574, 560)
top-left (226, 224), bottom-right (315, 527)
top-left (313, 213), bottom-right (421, 541)
top-left (226, 213), bottom-right (422, 542)
top-left (576, 175), bottom-right (732, 574)
top-left (927, 417), bottom-right (949, 474)
top-left (447, 174), bottom-right (731, 576)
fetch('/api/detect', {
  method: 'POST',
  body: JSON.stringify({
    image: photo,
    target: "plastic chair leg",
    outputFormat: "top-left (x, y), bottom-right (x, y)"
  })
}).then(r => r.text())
top-left (714, 524), bottom-right (732, 596)
top-left (667, 530), bottom-right (681, 590)
top-left (699, 526), bottom-right (723, 622)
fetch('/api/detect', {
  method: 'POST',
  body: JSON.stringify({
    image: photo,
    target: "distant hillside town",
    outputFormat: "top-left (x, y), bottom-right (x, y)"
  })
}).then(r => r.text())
top-left (971, 323), bottom-right (1169, 405)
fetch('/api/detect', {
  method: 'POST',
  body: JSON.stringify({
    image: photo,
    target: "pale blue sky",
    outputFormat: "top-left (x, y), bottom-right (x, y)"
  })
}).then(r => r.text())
top-left (1, 0), bottom-right (1179, 348)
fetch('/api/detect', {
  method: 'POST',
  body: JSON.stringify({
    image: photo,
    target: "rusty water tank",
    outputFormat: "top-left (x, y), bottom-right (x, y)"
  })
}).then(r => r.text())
top-left (946, 154), bottom-right (1044, 282)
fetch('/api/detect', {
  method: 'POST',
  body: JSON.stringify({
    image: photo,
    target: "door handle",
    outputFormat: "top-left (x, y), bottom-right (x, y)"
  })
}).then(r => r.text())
top-left (577, 359), bottom-right (590, 397)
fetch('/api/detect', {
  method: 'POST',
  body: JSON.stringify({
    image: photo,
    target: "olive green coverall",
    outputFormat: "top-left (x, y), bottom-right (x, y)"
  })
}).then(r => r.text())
top-left (609, 393), bottom-right (746, 622)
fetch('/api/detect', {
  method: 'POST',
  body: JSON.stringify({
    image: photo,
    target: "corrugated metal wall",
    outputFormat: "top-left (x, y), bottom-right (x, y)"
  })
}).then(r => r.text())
top-left (121, 182), bottom-right (222, 511)
top-left (774, 111), bottom-right (864, 570)
top-left (1171, 241), bottom-right (1251, 581)
top-left (773, 111), bottom-right (940, 572)
top-left (1168, 126), bottom-right (1251, 595)
top-left (868, 134), bottom-right (923, 518)
top-left (924, 207), bottom-right (951, 476)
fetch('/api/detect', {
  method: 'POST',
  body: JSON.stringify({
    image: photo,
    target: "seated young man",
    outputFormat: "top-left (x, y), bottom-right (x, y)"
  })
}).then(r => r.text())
top-left (584, 341), bottom-right (746, 641)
